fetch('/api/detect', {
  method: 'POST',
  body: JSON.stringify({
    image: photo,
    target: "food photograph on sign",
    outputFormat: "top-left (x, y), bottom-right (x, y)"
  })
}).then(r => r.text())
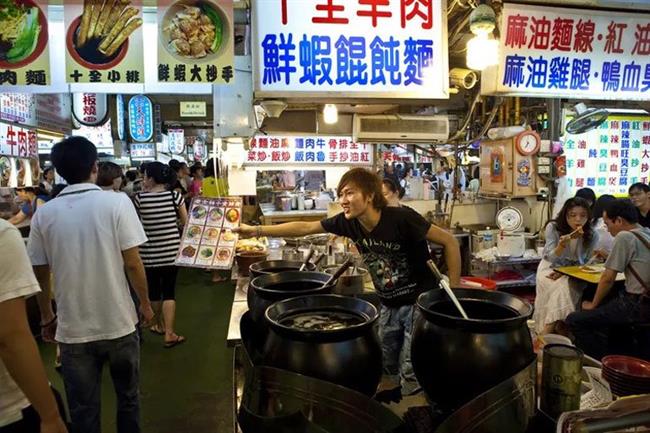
top-left (64, 0), bottom-right (144, 83)
top-left (157, 0), bottom-right (233, 83)
top-left (0, 0), bottom-right (49, 85)
top-left (176, 197), bottom-right (242, 269)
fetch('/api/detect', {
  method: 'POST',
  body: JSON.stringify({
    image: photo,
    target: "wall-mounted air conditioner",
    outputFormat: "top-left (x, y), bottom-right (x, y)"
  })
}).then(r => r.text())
top-left (353, 115), bottom-right (449, 143)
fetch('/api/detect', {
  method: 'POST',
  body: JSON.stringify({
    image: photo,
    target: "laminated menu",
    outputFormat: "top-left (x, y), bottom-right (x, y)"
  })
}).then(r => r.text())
top-left (176, 196), bottom-right (243, 269)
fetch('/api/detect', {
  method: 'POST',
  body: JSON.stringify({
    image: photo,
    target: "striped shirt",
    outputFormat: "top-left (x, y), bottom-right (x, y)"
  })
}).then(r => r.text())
top-left (134, 191), bottom-right (183, 267)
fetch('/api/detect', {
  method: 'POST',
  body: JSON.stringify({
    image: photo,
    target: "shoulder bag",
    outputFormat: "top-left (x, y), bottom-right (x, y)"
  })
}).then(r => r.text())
top-left (628, 230), bottom-right (650, 296)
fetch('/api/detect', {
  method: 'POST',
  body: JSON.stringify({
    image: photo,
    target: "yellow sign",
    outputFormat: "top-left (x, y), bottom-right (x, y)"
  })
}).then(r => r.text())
top-left (180, 101), bottom-right (207, 117)
top-left (0, 0), bottom-right (50, 86)
top-left (157, 0), bottom-right (234, 84)
top-left (64, 0), bottom-right (144, 83)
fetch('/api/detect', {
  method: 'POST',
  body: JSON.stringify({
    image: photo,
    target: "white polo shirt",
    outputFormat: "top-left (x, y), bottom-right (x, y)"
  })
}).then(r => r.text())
top-left (27, 184), bottom-right (147, 344)
top-left (0, 220), bottom-right (40, 427)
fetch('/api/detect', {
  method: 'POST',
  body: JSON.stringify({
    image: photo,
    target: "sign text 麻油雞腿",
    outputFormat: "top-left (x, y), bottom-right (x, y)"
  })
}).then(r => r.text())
top-left (482, 4), bottom-right (650, 100)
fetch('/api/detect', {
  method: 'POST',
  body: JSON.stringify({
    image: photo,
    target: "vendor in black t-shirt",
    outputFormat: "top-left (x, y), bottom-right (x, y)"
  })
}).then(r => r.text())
top-left (629, 183), bottom-right (650, 228)
top-left (238, 168), bottom-right (461, 397)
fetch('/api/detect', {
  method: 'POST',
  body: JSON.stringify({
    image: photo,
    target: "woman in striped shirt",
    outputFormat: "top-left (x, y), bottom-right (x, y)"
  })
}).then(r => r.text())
top-left (135, 162), bottom-right (188, 348)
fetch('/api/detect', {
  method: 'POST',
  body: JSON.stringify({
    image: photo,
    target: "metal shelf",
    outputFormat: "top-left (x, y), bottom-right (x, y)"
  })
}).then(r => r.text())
top-left (476, 257), bottom-right (542, 265)
top-left (495, 279), bottom-right (536, 288)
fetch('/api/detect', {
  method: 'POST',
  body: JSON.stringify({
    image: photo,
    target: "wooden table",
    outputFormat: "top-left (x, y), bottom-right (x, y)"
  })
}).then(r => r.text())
top-left (555, 265), bottom-right (625, 284)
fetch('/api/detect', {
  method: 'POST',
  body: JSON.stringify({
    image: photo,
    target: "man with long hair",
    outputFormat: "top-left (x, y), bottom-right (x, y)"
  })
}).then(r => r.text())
top-left (238, 168), bottom-right (461, 399)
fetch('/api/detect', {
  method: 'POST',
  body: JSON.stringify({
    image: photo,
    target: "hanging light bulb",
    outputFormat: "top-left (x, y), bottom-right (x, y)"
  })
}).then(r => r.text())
top-left (323, 104), bottom-right (338, 124)
top-left (466, 33), bottom-right (499, 71)
top-left (466, 4), bottom-right (499, 71)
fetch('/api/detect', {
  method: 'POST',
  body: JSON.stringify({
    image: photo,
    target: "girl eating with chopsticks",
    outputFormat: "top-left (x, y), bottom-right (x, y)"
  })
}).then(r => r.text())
top-left (534, 197), bottom-right (599, 335)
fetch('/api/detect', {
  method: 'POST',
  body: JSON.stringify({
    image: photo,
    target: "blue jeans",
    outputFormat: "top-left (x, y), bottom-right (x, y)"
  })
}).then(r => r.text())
top-left (59, 332), bottom-right (140, 433)
top-left (378, 304), bottom-right (421, 395)
top-left (566, 291), bottom-right (650, 360)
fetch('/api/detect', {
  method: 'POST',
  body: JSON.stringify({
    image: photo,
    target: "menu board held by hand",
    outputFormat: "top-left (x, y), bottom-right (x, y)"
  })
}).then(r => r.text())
top-left (176, 196), bottom-right (242, 269)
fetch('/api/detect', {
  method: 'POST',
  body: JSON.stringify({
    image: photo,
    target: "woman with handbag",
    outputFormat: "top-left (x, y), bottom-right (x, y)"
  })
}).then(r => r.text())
top-left (134, 162), bottom-right (188, 348)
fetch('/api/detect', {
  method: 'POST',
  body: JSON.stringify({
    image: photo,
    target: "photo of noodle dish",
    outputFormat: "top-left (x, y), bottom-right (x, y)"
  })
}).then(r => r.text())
top-left (0, 0), bottom-right (47, 68)
top-left (161, 0), bottom-right (230, 62)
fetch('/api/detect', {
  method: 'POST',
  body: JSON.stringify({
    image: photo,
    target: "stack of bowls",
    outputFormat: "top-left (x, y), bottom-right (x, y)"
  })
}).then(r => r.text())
top-left (602, 355), bottom-right (650, 397)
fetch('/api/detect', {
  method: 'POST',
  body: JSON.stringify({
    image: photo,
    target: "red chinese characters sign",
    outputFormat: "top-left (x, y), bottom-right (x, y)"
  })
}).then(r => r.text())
top-left (254, 0), bottom-right (447, 98)
top-left (72, 93), bottom-right (108, 126)
top-left (564, 115), bottom-right (650, 195)
top-left (483, 4), bottom-right (650, 100)
top-left (0, 123), bottom-right (38, 159)
top-left (246, 136), bottom-right (373, 165)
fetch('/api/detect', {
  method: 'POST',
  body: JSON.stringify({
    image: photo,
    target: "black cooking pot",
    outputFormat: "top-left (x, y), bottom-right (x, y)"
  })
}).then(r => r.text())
top-left (262, 294), bottom-right (382, 396)
top-left (248, 271), bottom-right (333, 324)
top-left (249, 260), bottom-right (317, 279)
top-left (412, 289), bottom-right (534, 412)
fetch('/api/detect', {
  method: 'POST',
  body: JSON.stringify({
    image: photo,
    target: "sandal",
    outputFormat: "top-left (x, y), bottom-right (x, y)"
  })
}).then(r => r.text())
top-left (164, 335), bottom-right (186, 349)
top-left (149, 326), bottom-right (165, 335)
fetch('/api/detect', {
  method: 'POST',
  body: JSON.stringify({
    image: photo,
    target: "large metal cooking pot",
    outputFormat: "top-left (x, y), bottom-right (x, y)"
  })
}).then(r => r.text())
top-left (236, 315), bottom-right (405, 433)
top-left (412, 289), bottom-right (534, 413)
top-left (249, 260), bottom-right (317, 279)
top-left (247, 271), bottom-right (333, 324)
top-left (323, 266), bottom-right (369, 295)
top-left (262, 294), bottom-right (382, 396)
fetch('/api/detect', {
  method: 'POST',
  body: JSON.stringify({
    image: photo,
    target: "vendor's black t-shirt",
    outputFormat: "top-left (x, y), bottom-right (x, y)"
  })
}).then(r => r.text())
top-left (638, 209), bottom-right (650, 229)
top-left (321, 207), bottom-right (434, 307)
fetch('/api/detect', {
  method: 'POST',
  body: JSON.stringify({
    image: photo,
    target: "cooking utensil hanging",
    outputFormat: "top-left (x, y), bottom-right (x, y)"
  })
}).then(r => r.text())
top-left (426, 259), bottom-right (469, 320)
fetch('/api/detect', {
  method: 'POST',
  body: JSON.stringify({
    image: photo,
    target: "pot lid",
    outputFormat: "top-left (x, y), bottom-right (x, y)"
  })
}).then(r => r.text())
top-left (496, 207), bottom-right (523, 233)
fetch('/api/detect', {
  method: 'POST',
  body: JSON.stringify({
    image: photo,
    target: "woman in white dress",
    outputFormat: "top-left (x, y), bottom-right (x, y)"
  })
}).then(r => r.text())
top-left (534, 197), bottom-right (599, 335)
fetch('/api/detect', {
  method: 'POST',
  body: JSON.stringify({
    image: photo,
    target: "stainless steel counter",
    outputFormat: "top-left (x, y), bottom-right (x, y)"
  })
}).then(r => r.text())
top-left (259, 203), bottom-right (328, 224)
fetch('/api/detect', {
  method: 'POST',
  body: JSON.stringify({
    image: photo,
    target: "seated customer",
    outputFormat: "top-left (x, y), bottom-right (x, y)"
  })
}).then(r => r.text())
top-left (629, 182), bottom-right (650, 228)
top-left (592, 194), bottom-right (617, 259)
top-left (566, 199), bottom-right (650, 360)
top-left (533, 197), bottom-right (598, 335)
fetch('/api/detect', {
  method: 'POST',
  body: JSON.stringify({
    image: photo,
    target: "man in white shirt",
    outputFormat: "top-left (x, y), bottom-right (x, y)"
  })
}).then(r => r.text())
top-left (28, 137), bottom-right (153, 433)
top-left (0, 219), bottom-right (68, 433)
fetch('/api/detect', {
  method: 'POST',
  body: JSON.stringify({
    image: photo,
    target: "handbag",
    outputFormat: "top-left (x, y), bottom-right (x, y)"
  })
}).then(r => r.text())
top-left (168, 191), bottom-right (182, 235)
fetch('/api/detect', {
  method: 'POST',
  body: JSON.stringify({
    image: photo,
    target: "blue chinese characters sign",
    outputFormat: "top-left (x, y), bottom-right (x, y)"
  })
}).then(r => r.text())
top-left (482, 4), bottom-right (650, 100)
top-left (252, 0), bottom-right (448, 99)
top-left (128, 95), bottom-right (153, 142)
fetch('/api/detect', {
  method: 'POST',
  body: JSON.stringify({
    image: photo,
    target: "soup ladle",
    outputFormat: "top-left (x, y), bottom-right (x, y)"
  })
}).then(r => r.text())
top-left (320, 258), bottom-right (353, 288)
top-left (299, 248), bottom-right (316, 271)
top-left (426, 259), bottom-right (469, 319)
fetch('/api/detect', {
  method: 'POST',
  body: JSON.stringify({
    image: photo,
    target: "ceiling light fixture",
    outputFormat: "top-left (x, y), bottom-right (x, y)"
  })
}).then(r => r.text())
top-left (466, 4), bottom-right (498, 71)
top-left (323, 104), bottom-right (338, 124)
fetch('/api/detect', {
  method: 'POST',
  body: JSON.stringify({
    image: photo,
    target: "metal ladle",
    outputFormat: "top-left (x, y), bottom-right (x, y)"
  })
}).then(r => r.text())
top-left (299, 248), bottom-right (316, 271)
top-left (427, 259), bottom-right (469, 320)
top-left (320, 258), bottom-right (353, 288)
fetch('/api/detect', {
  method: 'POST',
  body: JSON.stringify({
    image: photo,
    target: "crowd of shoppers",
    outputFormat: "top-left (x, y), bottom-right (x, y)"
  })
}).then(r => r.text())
top-left (1, 138), bottom-right (211, 433)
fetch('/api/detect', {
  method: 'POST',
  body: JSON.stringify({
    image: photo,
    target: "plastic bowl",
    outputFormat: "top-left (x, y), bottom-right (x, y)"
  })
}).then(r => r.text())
top-left (602, 355), bottom-right (650, 379)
